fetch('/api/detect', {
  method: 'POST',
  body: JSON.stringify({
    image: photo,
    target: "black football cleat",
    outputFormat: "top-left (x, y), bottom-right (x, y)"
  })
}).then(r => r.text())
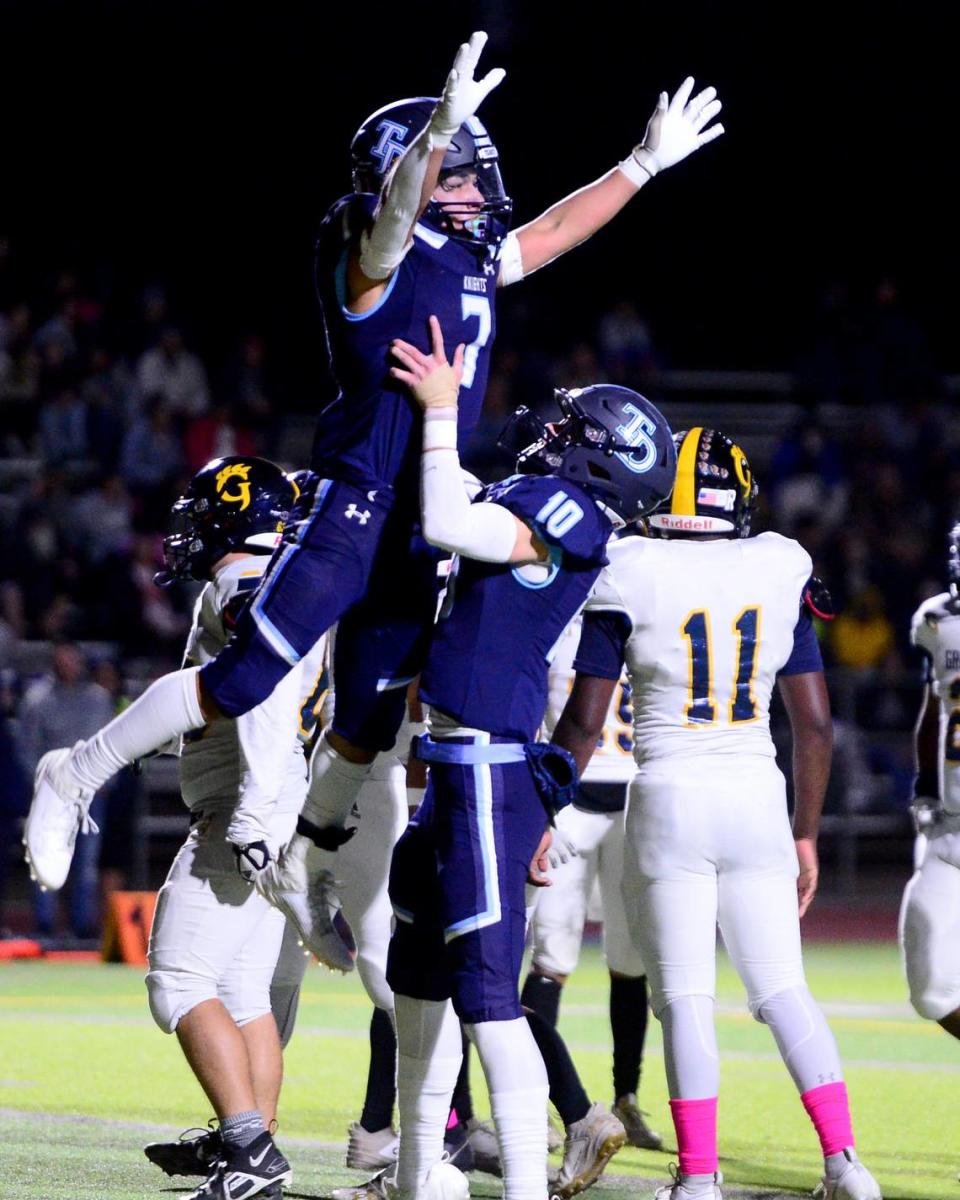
top-left (183, 1130), bottom-right (292, 1199)
top-left (144, 1124), bottom-right (223, 1177)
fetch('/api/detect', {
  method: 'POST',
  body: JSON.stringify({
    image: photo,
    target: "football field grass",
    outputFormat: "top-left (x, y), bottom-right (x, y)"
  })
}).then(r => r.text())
top-left (0, 941), bottom-right (954, 1199)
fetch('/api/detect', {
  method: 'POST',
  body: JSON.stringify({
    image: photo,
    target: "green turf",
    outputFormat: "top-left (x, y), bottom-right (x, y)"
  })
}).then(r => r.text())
top-left (1, 942), bottom-right (953, 1199)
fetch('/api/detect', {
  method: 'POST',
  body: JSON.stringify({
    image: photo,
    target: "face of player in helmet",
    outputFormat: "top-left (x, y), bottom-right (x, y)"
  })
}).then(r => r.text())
top-left (432, 168), bottom-right (486, 235)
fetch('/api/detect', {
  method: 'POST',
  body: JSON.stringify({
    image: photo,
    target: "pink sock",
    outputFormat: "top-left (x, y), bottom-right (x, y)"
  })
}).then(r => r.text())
top-left (801, 1081), bottom-right (854, 1156)
top-left (446, 1108), bottom-right (459, 1130)
top-left (669, 1097), bottom-right (718, 1176)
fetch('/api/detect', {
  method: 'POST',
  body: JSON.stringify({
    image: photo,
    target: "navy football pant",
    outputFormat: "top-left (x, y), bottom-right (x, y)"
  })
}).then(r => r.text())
top-left (200, 477), bottom-right (439, 751)
top-left (386, 754), bottom-right (548, 1024)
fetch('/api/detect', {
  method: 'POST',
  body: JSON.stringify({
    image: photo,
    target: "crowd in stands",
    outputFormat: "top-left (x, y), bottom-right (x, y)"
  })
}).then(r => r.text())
top-left (0, 231), bottom-right (954, 932)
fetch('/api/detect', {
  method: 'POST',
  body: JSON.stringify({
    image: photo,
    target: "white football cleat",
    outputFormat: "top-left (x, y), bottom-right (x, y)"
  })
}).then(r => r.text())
top-left (653, 1165), bottom-right (723, 1199)
top-left (421, 1162), bottom-right (470, 1200)
top-left (552, 1102), bottom-right (626, 1199)
top-left (813, 1150), bottom-right (882, 1200)
top-left (23, 746), bottom-right (97, 892)
top-left (256, 833), bottom-right (356, 973)
top-left (346, 1121), bottom-right (400, 1171)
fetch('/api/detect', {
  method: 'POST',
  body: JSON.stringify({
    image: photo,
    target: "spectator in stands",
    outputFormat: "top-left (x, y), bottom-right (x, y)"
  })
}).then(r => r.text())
top-left (71, 475), bottom-right (133, 564)
top-left (38, 387), bottom-right (88, 468)
top-left (829, 586), bottom-right (898, 674)
top-left (135, 325), bottom-right (209, 419)
top-left (223, 333), bottom-right (276, 442)
top-left (184, 403), bottom-right (256, 472)
top-left (20, 643), bottom-right (114, 939)
top-left (597, 299), bottom-right (657, 384)
top-left (0, 669), bottom-right (29, 935)
top-left (119, 395), bottom-right (185, 527)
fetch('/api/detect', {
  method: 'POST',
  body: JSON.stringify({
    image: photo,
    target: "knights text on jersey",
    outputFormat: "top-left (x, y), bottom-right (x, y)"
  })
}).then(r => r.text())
top-left (420, 475), bottom-right (612, 742)
top-left (911, 592), bottom-right (960, 814)
top-left (311, 193), bottom-right (500, 494)
top-left (180, 558), bottom-right (328, 811)
top-left (544, 614), bottom-right (634, 785)
top-left (579, 532), bottom-right (813, 763)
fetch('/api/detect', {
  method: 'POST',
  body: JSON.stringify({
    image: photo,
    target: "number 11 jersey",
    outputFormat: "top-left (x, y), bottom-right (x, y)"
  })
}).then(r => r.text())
top-left (578, 532), bottom-right (816, 765)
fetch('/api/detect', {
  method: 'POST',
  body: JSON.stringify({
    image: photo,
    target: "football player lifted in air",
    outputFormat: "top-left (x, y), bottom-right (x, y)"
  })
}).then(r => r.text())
top-left (24, 32), bottom-right (723, 968)
top-left (130, 458), bottom-right (332, 1200)
top-left (551, 429), bottom-right (882, 1200)
top-left (523, 606), bottom-right (662, 1156)
top-left (900, 526), bottom-right (960, 1092)
top-left (380, 316), bottom-right (677, 1200)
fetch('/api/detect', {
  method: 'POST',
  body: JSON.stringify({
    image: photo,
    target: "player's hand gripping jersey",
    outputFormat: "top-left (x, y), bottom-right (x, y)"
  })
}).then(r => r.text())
top-left (180, 557), bottom-right (328, 845)
top-left (577, 532), bottom-right (822, 764)
top-left (911, 592), bottom-right (960, 814)
top-left (420, 475), bottom-right (613, 742)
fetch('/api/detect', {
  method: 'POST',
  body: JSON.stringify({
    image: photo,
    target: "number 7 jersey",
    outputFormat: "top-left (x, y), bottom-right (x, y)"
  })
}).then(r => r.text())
top-left (582, 532), bottom-right (814, 764)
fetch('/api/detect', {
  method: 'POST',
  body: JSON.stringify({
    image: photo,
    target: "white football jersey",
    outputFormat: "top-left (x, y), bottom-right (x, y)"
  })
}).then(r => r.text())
top-left (543, 615), bottom-right (634, 784)
top-left (180, 558), bottom-right (328, 816)
top-left (910, 592), bottom-right (960, 814)
top-left (586, 532), bottom-right (812, 764)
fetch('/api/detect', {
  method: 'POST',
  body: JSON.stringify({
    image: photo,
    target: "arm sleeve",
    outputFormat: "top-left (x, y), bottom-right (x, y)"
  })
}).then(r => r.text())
top-left (779, 610), bottom-right (824, 676)
top-left (420, 418), bottom-right (522, 562)
top-left (573, 610), bottom-right (632, 680)
top-left (358, 131), bottom-right (433, 281)
top-left (497, 231), bottom-right (525, 287)
top-left (226, 665), bottom-right (304, 849)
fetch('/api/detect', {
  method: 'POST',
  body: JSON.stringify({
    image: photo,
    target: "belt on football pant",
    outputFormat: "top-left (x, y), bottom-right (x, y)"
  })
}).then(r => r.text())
top-left (412, 734), bottom-right (527, 765)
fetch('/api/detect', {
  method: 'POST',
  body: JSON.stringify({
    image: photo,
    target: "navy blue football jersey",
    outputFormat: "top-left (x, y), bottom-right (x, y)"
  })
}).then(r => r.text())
top-left (311, 193), bottom-right (500, 497)
top-left (420, 475), bottom-right (613, 741)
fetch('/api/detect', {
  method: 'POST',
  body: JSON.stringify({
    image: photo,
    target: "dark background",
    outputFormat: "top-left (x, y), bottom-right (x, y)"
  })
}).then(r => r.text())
top-left (3, 0), bottom-right (954, 394)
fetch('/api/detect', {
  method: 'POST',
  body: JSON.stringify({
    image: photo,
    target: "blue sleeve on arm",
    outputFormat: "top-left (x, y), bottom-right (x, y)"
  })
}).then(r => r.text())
top-left (780, 611), bottom-right (823, 676)
top-left (573, 610), bottom-right (632, 680)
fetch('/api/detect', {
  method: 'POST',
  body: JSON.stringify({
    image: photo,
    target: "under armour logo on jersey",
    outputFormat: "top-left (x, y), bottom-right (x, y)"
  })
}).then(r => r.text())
top-left (371, 119), bottom-right (409, 174)
top-left (345, 504), bottom-right (371, 524)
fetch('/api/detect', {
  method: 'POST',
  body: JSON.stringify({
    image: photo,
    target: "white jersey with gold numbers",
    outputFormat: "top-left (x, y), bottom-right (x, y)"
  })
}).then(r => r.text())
top-left (544, 615), bottom-right (634, 784)
top-left (180, 557), bottom-right (328, 838)
top-left (910, 592), bottom-right (960, 815)
top-left (585, 532), bottom-right (811, 765)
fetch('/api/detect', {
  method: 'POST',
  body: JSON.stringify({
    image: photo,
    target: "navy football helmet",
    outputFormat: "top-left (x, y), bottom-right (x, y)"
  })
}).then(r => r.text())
top-left (649, 427), bottom-right (758, 537)
top-left (350, 97), bottom-right (512, 247)
top-left (500, 385), bottom-right (676, 525)
top-left (156, 456), bottom-right (296, 586)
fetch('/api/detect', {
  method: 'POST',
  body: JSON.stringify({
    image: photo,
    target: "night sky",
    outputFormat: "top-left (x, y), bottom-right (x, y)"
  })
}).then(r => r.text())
top-left (2, 0), bottom-right (955, 398)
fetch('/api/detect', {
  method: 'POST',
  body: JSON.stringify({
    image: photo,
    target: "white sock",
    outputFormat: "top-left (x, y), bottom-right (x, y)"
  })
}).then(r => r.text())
top-left (406, 786), bottom-right (426, 815)
top-left (758, 985), bottom-right (843, 1093)
top-left (661, 995), bottom-right (720, 1098)
top-left (70, 667), bottom-right (204, 793)
top-left (302, 731), bottom-right (374, 828)
top-left (394, 995), bottom-right (462, 1197)
top-left (467, 1018), bottom-right (549, 1200)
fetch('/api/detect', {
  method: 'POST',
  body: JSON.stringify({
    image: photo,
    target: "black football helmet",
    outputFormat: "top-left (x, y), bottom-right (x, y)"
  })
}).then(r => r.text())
top-left (499, 385), bottom-right (676, 525)
top-left (649, 427), bottom-right (758, 537)
top-left (350, 97), bottom-right (512, 247)
top-left (156, 456), bottom-right (296, 586)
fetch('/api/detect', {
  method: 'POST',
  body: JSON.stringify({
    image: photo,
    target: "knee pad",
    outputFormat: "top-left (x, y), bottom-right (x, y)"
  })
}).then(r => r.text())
top-left (146, 968), bottom-right (216, 1034)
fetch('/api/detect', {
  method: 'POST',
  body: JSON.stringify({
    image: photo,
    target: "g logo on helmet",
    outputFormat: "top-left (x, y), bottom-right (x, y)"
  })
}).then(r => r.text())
top-left (615, 403), bottom-right (658, 475)
top-left (215, 463), bottom-right (252, 510)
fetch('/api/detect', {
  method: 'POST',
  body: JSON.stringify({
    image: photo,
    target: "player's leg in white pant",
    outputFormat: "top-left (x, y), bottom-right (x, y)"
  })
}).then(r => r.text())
top-left (393, 995), bottom-right (463, 1197)
top-left (335, 755), bottom-right (408, 1013)
top-left (466, 1017), bottom-right (550, 1200)
top-left (716, 764), bottom-right (876, 1198)
top-left (597, 818), bottom-right (661, 1148)
top-left (899, 826), bottom-right (960, 1030)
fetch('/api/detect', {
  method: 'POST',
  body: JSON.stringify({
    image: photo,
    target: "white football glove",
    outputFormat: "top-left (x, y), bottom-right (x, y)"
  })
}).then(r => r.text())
top-left (232, 840), bottom-right (273, 884)
top-left (623, 77), bottom-right (724, 183)
top-left (429, 31), bottom-right (505, 147)
top-left (545, 813), bottom-right (580, 871)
